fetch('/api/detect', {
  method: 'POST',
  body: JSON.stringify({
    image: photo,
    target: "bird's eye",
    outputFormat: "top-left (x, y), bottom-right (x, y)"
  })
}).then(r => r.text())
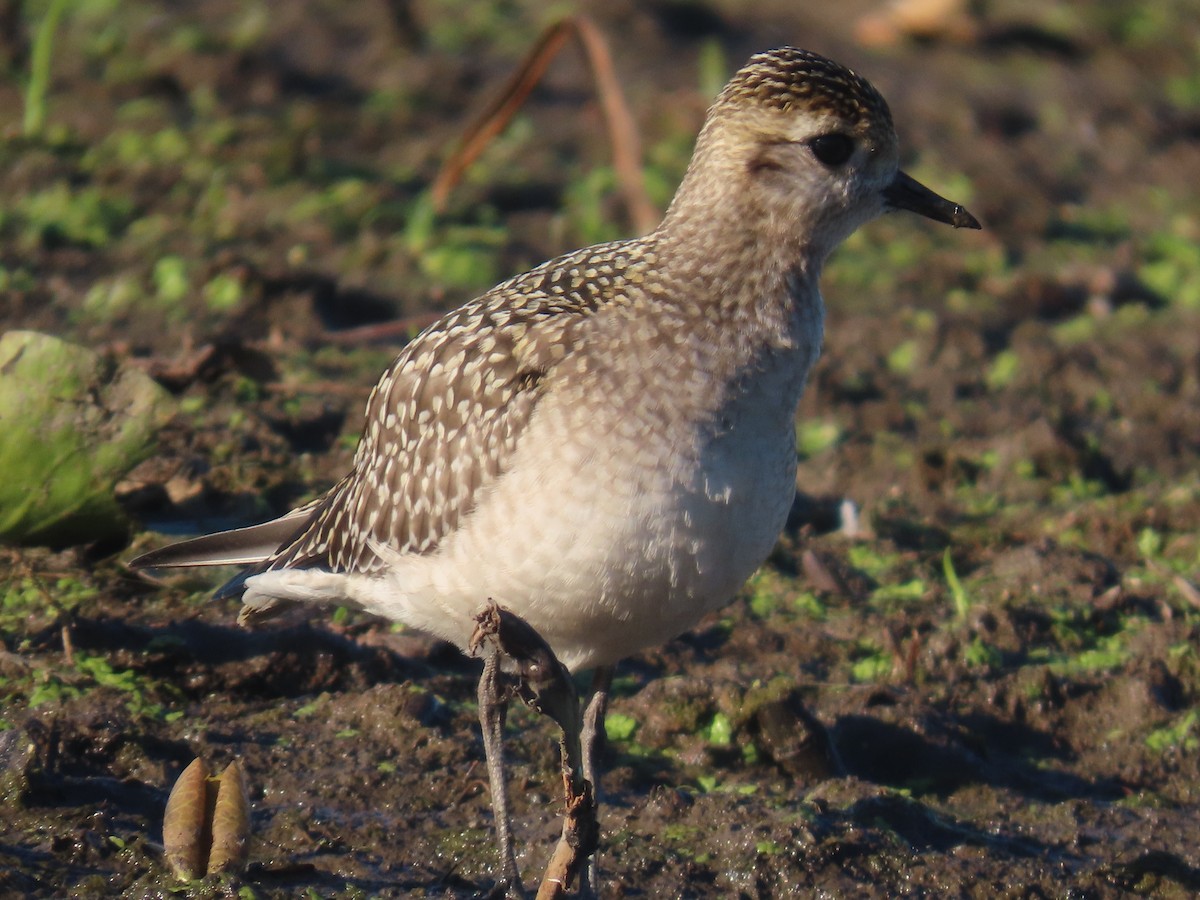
top-left (808, 133), bottom-right (855, 167)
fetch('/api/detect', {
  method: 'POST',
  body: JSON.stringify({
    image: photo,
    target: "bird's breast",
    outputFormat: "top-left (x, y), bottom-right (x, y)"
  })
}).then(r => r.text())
top-left (360, 308), bottom-right (821, 671)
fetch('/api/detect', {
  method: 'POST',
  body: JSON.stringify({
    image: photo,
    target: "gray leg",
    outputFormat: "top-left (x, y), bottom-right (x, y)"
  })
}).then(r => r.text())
top-left (478, 651), bottom-right (524, 897)
top-left (472, 603), bottom-right (601, 897)
top-left (580, 665), bottom-right (614, 896)
top-left (581, 665), bottom-right (614, 797)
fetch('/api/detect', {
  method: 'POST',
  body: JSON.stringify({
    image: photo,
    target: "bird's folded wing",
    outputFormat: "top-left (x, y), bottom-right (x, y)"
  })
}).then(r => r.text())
top-left (131, 241), bottom-right (630, 585)
top-left (253, 285), bottom-right (594, 577)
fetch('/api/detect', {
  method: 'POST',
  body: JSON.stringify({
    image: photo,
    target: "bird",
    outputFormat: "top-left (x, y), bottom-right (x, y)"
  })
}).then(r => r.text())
top-left (131, 47), bottom-right (980, 895)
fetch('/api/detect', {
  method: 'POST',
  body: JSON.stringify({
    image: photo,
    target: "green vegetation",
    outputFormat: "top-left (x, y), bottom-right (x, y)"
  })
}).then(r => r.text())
top-left (12, 647), bottom-right (179, 720)
top-left (604, 711), bottom-right (639, 743)
top-left (0, 331), bottom-right (176, 544)
top-left (985, 350), bottom-right (1020, 390)
top-left (694, 774), bottom-right (757, 796)
top-left (796, 419), bottom-right (842, 458)
top-left (701, 712), bottom-right (733, 747)
top-left (851, 642), bottom-right (893, 683)
top-left (1, 576), bottom-right (95, 637)
top-left (964, 636), bottom-right (1001, 669)
top-left (2, 1), bottom-right (1200, 893)
top-left (885, 339), bottom-right (920, 376)
top-left (16, 182), bottom-right (133, 249)
top-left (942, 549), bottom-right (971, 621)
top-left (1020, 607), bottom-right (1142, 676)
top-left (153, 256), bottom-right (191, 305)
top-left (401, 193), bottom-right (506, 290)
top-left (1146, 711), bottom-right (1199, 754)
top-left (1139, 221), bottom-right (1200, 308)
top-left (23, 0), bottom-right (68, 137)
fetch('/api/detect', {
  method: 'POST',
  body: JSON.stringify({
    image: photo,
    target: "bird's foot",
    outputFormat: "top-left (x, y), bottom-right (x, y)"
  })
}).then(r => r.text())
top-left (471, 602), bottom-right (579, 738)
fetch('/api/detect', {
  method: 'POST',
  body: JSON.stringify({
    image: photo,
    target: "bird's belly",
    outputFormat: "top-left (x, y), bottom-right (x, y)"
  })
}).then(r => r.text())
top-left (358, 382), bottom-right (800, 671)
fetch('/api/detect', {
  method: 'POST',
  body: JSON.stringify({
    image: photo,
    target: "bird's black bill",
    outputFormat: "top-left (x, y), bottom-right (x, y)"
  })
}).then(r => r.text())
top-left (884, 170), bottom-right (981, 229)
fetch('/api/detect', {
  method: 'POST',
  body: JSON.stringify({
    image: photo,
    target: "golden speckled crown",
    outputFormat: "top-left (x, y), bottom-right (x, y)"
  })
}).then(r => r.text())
top-left (716, 47), bottom-right (893, 133)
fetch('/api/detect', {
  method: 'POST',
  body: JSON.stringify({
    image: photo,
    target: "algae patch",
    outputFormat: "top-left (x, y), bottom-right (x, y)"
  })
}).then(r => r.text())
top-left (0, 330), bottom-right (174, 545)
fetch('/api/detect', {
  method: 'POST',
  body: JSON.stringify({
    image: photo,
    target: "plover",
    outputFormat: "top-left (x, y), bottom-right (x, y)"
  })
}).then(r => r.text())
top-left (132, 47), bottom-right (980, 894)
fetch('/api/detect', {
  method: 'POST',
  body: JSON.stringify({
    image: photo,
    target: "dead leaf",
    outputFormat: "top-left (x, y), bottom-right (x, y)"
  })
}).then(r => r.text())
top-left (208, 760), bottom-right (251, 875)
top-left (162, 758), bottom-right (211, 880)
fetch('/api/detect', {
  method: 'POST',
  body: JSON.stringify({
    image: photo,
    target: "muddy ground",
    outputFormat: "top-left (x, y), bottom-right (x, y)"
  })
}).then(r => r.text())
top-left (3, 0), bottom-right (1200, 897)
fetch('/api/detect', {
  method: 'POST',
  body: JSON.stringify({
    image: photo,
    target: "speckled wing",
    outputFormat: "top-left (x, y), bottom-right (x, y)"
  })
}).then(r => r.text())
top-left (256, 254), bottom-right (613, 581)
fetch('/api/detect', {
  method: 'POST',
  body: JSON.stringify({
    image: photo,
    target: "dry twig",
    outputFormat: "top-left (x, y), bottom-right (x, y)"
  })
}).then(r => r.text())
top-left (432, 16), bottom-right (658, 234)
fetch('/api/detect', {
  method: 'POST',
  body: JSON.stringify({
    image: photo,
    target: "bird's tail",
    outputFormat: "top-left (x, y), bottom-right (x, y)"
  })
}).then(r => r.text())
top-left (129, 505), bottom-right (315, 570)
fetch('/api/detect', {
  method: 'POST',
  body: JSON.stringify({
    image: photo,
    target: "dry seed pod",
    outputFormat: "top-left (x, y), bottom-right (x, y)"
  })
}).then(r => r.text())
top-left (207, 760), bottom-right (250, 875)
top-left (162, 758), bottom-right (212, 880)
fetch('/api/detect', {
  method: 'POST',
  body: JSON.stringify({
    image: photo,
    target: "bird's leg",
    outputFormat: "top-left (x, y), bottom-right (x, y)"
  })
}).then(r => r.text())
top-left (580, 665), bottom-right (614, 801)
top-left (472, 602), bottom-right (600, 898)
top-left (579, 664), bottom-right (614, 896)
top-left (507, 637), bottom-right (599, 900)
top-left (477, 647), bottom-right (525, 897)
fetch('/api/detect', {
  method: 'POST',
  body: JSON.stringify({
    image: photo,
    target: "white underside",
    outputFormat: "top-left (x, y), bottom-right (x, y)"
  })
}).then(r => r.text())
top-left (244, 356), bottom-right (806, 672)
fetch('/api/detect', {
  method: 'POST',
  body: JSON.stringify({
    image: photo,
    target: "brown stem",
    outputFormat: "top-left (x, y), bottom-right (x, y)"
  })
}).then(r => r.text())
top-left (431, 16), bottom-right (658, 235)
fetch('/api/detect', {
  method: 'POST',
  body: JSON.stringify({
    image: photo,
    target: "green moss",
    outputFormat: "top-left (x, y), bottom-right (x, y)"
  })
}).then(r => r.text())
top-left (744, 569), bottom-right (802, 620)
top-left (701, 712), bottom-right (733, 747)
top-left (851, 643), bottom-right (893, 683)
top-left (4, 630), bottom-right (178, 720)
top-left (964, 637), bottom-right (1001, 669)
top-left (793, 591), bottom-right (826, 619)
top-left (400, 193), bottom-right (507, 290)
top-left (604, 711), bottom-right (639, 743)
top-left (563, 165), bottom-right (624, 246)
top-left (662, 823), bottom-right (700, 844)
top-left (0, 576), bottom-right (95, 637)
top-left (203, 272), bottom-right (244, 311)
top-left (797, 419), bottom-right (842, 458)
top-left (886, 339), bottom-right (920, 376)
top-left (847, 544), bottom-right (903, 580)
top-left (153, 255), bottom-right (191, 305)
top-left (1145, 710), bottom-right (1198, 754)
top-left (0, 265), bottom-right (36, 293)
top-left (0, 332), bottom-right (175, 545)
top-left (986, 350), bottom-right (1021, 390)
top-left (1031, 612), bottom-right (1140, 675)
top-left (16, 181), bottom-right (134, 249)
top-left (1139, 222), bottom-right (1200, 308)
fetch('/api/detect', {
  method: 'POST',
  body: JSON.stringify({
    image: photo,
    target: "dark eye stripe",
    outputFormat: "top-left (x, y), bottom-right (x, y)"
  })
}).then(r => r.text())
top-left (809, 133), bottom-right (855, 166)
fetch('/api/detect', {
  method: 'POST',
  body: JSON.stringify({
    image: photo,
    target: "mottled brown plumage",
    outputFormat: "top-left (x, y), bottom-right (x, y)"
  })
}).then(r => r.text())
top-left (720, 47), bottom-right (893, 129)
top-left (131, 47), bottom-right (979, 894)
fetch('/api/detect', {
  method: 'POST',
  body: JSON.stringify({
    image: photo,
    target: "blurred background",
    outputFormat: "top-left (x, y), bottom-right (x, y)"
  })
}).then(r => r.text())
top-left (2, 0), bottom-right (1199, 895)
